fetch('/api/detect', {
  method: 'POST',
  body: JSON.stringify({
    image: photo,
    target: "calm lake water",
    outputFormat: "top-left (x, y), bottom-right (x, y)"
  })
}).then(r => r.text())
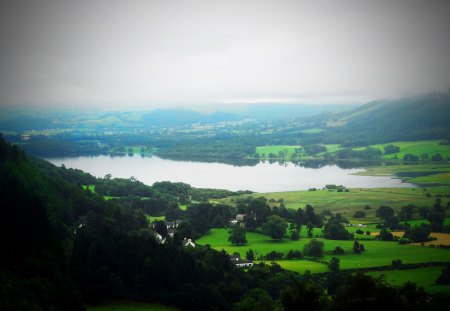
top-left (45, 155), bottom-right (415, 192)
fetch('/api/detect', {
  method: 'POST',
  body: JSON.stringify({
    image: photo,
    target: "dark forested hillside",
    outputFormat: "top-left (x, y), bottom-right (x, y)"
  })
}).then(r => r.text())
top-left (325, 92), bottom-right (450, 146)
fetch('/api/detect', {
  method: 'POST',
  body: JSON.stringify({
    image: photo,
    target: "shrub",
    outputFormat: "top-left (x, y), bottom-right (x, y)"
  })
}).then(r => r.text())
top-left (398, 238), bottom-right (410, 245)
top-left (286, 250), bottom-right (303, 259)
top-left (355, 229), bottom-right (364, 235)
top-left (378, 228), bottom-right (394, 241)
top-left (353, 211), bottom-right (366, 218)
top-left (303, 239), bottom-right (324, 257)
top-left (290, 230), bottom-right (300, 241)
top-left (264, 251), bottom-right (284, 260)
top-left (333, 246), bottom-right (345, 255)
top-left (436, 264), bottom-right (450, 285)
top-left (353, 240), bottom-right (361, 254)
top-left (392, 259), bottom-right (402, 268)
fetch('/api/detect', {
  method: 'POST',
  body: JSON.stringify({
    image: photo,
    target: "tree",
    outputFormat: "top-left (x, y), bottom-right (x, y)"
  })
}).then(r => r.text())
top-left (378, 228), bottom-right (394, 241)
top-left (427, 199), bottom-right (445, 232)
top-left (376, 206), bottom-right (395, 221)
top-left (286, 250), bottom-right (302, 259)
top-left (403, 224), bottom-right (430, 243)
top-left (246, 249), bottom-right (254, 261)
top-left (384, 144), bottom-right (400, 154)
top-left (243, 214), bottom-right (257, 230)
top-left (305, 204), bottom-right (323, 227)
top-left (323, 214), bottom-right (351, 240)
top-left (306, 221), bottom-right (314, 237)
top-left (353, 240), bottom-right (362, 254)
top-left (398, 204), bottom-right (416, 220)
top-left (232, 288), bottom-right (274, 311)
top-left (328, 257), bottom-right (340, 272)
top-left (431, 153), bottom-right (444, 161)
top-left (353, 211), bottom-right (366, 218)
top-left (281, 282), bottom-right (323, 311)
top-left (303, 239), bottom-right (324, 257)
top-left (295, 208), bottom-right (305, 230)
top-left (153, 220), bottom-right (168, 238)
top-left (176, 221), bottom-right (193, 239)
top-left (263, 215), bottom-right (287, 240)
top-left (385, 215), bottom-right (401, 230)
top-left (436, 264), bottom-right (450, 285)
top-left (290, 230), bottom-right (300, 241)
top-left (403, 153), bottom-right (419, 162)
top-left (228, 226), bottom-right (247, 245)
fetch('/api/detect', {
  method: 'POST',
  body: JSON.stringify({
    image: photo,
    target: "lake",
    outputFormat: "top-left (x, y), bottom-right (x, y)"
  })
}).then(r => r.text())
top-left (45, 155), bottom-right (415, 192)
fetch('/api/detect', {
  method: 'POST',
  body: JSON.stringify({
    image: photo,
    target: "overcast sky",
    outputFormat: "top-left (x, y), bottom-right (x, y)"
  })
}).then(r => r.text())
top-left (1, 0), bottom-right (449, 108)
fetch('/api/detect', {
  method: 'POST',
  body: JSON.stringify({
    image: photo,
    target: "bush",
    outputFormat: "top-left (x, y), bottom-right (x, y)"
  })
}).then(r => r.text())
top-left (303, 239), bottom-right (324, 257)
top-left (392, 259), bottom-right (402, 268)
top-left (286, 250), bottom-right (303, 259)
top-left (333, 246), bottom-right (345, 255)
top-left (353, 211), bottom-right (366, 218)
top-left (353, 240), bottom-right (363, 254)
top-left (355, 229), bottom-right (364, 234)
top-left (264, 251), bottom-right (284, 260)
top-left (290, 230), bottom-right (300, 241)
top-left (436, 265), bottom-right (450, 285)
top-left (398, 238), bottom-right (410, 245)
top-left (378, 228), bottom-right (394, 241)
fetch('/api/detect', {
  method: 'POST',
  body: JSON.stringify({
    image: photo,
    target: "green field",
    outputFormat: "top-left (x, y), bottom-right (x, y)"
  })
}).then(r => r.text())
top-left (255, 145), bottom-right (301, 159)
top-left (219, 187), bottom-right (450, 223)
top-left (88, 301), bottom-right (178, 311)
top-left (255, 144), bottom-right (342, 160)
top-left (82, 185), bottom-right (116, 200)
top-left (146, 215), bottom-right (166, 223)
top-left (301, 128), bottom-right (324, 134)
top-left (367, 266), bottom-right (450, 294)
top-left (358, 163), bottom-right (450, 185)
top-left (356, 140), bottom-right (450, 160)
top-left (197, 228), bottom-right (450, 273)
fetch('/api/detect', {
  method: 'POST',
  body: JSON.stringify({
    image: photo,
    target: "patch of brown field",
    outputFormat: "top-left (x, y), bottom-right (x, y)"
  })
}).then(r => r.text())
top-left (372, 231), bottom-right (404, 238)
top-left (412, 232), bottom-right (450, 246)
top-left (372, 231), bottom-right (450, 246)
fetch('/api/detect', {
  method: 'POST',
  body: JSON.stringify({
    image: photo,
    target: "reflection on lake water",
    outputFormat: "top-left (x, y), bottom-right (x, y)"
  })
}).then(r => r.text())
top-left (45, 155), bottom-right (415, 192)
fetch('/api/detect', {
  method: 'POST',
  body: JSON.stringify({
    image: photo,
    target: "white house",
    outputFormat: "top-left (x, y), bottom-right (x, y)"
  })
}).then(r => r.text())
top-left (182, 238), bottom-right (195, 247)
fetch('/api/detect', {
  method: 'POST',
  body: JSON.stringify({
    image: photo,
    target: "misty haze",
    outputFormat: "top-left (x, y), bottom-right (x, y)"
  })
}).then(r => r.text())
top-left (1, 1), bottom-right (450, 310)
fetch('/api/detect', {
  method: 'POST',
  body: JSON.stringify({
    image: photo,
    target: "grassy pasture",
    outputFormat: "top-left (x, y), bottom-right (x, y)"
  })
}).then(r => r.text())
top-left (82, 185), bottom-right (116, 200)
top-left (88, 301), bottom-right (178, 311)
top-left (255, 144), bottom-right (342, 160)
top-left (357, 163), bottom-right (450, 185)
top-left (301, 128), bottom-right (324, 134)
top-left (219, 187), bottom-right (450, 223)
top-left (356, 140), bottom-right (450, 160)
top-left (146, 215), bottom-right (166, 223)
top-left (255, 145), bottom-right (301, 159)
top-left (197, 228), bottom-right (450, 273)
top-left (367, 266), bottom-right (450, 294)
